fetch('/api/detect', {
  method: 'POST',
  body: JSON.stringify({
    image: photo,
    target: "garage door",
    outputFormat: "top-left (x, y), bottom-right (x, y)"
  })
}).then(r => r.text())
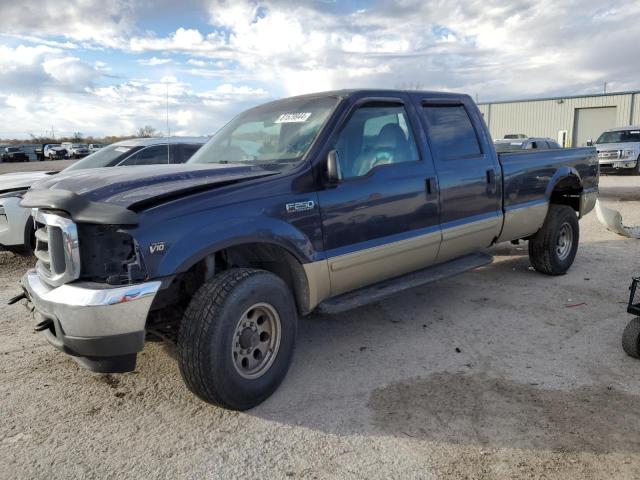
top-left (573, 107), bottom-right (617, 147)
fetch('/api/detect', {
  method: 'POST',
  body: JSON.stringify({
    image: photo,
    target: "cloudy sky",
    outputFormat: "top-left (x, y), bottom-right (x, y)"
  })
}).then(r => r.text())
top-left (0, 0), bottom-right (639, 138)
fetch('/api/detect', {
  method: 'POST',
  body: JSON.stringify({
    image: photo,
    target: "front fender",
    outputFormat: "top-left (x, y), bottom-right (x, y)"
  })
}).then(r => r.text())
top-left (140, 214), bottom-right (318, 278)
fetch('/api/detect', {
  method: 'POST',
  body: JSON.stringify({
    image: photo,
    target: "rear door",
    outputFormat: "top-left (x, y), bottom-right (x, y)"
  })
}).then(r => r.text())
top-left (318, 94), bottom-right (440, 296)
top-left (419, 99), bottom-right (502, 263)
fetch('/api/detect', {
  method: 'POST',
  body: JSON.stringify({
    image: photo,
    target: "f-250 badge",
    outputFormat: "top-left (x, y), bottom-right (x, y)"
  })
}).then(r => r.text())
top-left (286, 200), bottom-right (315, 213)
top-left (149, 242), bottom-right (166, 254)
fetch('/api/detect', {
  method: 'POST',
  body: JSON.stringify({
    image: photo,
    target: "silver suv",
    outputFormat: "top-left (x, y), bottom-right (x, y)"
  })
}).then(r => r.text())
top-left (594, 126), bottom-right (640, 174)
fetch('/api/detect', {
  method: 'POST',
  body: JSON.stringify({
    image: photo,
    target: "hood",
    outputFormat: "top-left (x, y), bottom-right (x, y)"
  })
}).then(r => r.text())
top-left (29, 163), bottom-right (276, 210)
top-left (0, 171), bottom-right (55, 192)
top-left (595, 142), bottom-right (639, 151)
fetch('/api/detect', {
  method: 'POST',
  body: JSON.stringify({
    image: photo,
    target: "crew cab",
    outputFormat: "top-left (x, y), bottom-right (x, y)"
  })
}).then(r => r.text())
top-left (17, 90), bottom-right (598, 410)
top-left (0, 137), bottom-right (206, 254)
top-left (593, 126), bottom-right (640, 174)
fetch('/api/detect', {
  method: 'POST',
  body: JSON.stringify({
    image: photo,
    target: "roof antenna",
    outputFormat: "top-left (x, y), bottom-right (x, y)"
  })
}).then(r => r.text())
top-left (166, 81), bottom-right (170, 163)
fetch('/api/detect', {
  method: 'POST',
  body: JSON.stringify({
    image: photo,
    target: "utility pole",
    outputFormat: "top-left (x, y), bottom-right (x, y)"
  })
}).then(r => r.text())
top-left (604, 82), bottom-right (607, 94)
top-left (166, 81), bottom-right (170, 163)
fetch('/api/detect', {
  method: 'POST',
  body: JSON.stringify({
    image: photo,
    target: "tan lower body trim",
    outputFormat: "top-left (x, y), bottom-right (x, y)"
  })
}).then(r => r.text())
top-left (327, 230), bottom-right (442, 297)
top-left (303, 260), bottom-right (331, 311)
top-left (497, 202), bottom-right (549, 243)
top-left (436, 216), bottom-right (501, 264)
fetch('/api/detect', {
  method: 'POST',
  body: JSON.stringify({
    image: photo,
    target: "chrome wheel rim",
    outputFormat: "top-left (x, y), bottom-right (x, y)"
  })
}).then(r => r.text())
top-left (231, 303), bottom-right (281, 380)
top-left (556, 222), bottom-right (573, 260)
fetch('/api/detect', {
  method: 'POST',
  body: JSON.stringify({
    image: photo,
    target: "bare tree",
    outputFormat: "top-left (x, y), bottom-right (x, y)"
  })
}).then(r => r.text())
top-left (396, 81), bottom-right (426, 90)
top-left (72, 131), bottom-right (83, 141)
top-left (136, 126), bottom-right (158, 138)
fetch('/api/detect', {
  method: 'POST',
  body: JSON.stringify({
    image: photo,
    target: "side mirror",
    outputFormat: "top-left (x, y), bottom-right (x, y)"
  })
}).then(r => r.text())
top-left (326, 150), bottom-right (342, 185)
top-left (586, 140), bottom-right (593, 146)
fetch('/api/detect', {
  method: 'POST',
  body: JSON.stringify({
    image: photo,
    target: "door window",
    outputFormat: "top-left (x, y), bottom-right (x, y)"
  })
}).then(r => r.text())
top-left (120, 145), bottom-right (171, 165)
top-left (422, 105), bottom-right (482, 159)
top-left (333, 104), bottom-right (419, 179)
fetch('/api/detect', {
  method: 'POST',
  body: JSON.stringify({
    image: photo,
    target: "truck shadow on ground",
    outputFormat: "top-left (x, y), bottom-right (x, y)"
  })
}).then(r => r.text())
top-left (367, 372), bottom-right (640, 454)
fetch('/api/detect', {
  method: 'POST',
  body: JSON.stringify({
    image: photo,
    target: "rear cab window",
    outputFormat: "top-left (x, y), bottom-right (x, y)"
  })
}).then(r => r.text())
top-left (422, 105), bottom-right (482, 160)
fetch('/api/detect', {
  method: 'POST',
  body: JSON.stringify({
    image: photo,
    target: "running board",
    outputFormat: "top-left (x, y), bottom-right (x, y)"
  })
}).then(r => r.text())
top-left (317, 252), bottom-right (493, 315)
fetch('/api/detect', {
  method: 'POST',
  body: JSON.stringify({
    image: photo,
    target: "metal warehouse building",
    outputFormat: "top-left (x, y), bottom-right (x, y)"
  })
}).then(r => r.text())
top-left (477, 90), bottom-right (640, 148)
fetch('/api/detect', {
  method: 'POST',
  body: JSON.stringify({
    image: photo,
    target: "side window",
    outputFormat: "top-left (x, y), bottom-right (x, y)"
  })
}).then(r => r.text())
top-left (333, 104), bottom-right (419, 179)
top-left (177, 144), bottom-right (202, 163)
top-left (422, 105), bottom-right (482, 159)
top-left (120, 145), bottom-right (170, 166)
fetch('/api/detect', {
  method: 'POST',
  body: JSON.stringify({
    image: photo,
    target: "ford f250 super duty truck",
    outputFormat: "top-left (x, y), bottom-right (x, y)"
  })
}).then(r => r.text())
top-left (16, 90), bottom-right (598, 410)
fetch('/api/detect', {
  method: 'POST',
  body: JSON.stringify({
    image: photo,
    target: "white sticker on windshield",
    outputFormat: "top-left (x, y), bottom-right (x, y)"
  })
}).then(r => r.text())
top-left (275, 112), bottom-right (312, 123)
top-left (114, 147), bottom-right (131, 152)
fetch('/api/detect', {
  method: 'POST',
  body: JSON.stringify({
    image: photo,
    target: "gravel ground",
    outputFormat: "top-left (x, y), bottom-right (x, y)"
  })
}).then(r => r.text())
top-left (1, 175), bottom-right (640, 479)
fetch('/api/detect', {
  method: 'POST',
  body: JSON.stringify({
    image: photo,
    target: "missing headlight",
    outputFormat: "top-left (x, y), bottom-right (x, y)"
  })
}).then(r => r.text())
top-left (78, 224), bottom-right (147, 285)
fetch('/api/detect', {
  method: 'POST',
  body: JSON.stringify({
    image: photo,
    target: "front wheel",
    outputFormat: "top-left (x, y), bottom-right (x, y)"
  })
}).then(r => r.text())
top-left (528, 204), bottom-right (579, 275)
top-left (177, 268), bottom-right (297, 410)
top-left (633, 156), bottom-right (640, 176)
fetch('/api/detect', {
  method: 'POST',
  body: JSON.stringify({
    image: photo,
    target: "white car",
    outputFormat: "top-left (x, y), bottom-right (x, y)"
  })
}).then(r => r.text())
top-left (0, 137), bottom-right (206, 253)
top-left (88, 143), bottom-right (104, 152)
top-left (0, 171), bottom-right (53, 252)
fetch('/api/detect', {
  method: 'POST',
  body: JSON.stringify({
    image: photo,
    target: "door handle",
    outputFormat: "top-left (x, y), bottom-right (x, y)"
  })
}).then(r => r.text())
top-left (486, 169), bottom-right (495, 184)
top-left (425, 177), bottom-right (435, 196)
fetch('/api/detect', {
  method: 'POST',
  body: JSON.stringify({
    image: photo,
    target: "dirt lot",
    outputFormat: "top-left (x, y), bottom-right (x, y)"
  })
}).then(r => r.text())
top-left (1, 173), bottom-right (640, 479)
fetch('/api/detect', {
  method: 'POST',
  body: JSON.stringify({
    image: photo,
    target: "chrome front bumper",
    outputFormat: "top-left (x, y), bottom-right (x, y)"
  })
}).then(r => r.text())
top-left (21, 269), bottom-right (161, 372)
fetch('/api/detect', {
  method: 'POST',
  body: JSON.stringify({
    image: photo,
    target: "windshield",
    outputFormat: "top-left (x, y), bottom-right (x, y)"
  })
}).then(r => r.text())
top-left (63, 143), bottom-right (133, 171)
top-left (73, 144), bottom-right (88, 148)
top-left (6, 147), bottom-right (20, 152)
top-left (596, 130), bottom-right (640, 144)
top-left (188, 96), bottom-right (339, 171)
top-left (494, 142), bottom-right (523, 152)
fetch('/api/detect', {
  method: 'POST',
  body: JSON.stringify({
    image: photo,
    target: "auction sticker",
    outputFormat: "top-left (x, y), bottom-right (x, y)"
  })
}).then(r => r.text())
top-left (275, 112), bottom-right (312, 123)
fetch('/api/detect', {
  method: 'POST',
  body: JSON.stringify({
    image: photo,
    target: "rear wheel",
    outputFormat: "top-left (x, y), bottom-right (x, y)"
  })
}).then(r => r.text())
top-left (528, 204), bottom-right (579, 275)
top-left (177, 268), bottom-right (297, 410)
top-left (633, 155), bottom-right (640, 176)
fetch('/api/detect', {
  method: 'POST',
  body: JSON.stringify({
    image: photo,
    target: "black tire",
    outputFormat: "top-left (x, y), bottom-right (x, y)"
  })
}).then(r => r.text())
top-left (622, 317), bottom-right (640, 359)
top-left (528, 204), bottom-right (579, 275)
top-left (23, 220), bottom-right (36, 256)
top-left (177, 268), bottom-right (297, 410)
top-left (633, 156), bottom-right (640, 176)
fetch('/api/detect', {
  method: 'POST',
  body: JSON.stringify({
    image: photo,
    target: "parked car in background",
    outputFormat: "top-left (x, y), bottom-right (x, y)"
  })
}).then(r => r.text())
top-left (0, 137), bottom-right (206, 254)
top-left (494, 137), bottom-right (561, 153)
top-left (593, 126), bottom-right (640, 175)
top-left (88, 143), bottom-right (104, 153)
top-left (1, 146), bottom-right (29, 163)
top-left (43, 144), bottom-right (67, 160)
top-left (61, 142), bottom-right (90, 158)
top-left (18, 89), bottom-right (598, 410)
top-left (503, 133), bottom-right (527, 139)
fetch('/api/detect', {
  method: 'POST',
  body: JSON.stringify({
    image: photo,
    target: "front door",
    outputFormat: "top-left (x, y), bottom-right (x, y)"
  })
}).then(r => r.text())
top-left (318, 96), bottom-right (440, 296)
top-left (419, 100), bottom-right (502, 263)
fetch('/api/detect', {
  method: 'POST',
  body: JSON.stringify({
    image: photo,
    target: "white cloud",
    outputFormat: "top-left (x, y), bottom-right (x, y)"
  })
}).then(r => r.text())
top-left (1, 0), bottom-right (640, 137)
top-left (138, 56), bottom-right (173, 66)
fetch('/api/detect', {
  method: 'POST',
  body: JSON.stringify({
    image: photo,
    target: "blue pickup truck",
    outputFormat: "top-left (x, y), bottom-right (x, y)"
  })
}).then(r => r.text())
top-left (18, 90), bottom-right (598, 410)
